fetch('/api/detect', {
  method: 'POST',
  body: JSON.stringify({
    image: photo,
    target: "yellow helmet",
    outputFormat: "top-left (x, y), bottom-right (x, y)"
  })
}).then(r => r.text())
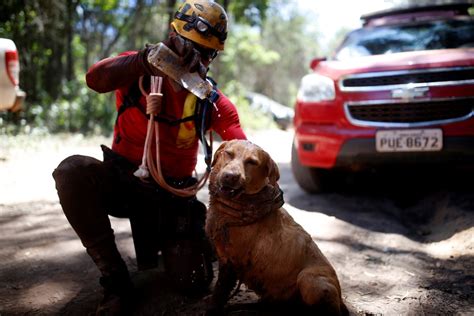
top-left (171, 0), bottom-right (228, 51)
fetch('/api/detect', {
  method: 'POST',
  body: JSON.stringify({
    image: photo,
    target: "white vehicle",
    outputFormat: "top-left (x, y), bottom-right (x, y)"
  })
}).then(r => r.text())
top-left (246, 92), bottom-right (294, 130)
top-left (0, 38), bottom-right (25, 112)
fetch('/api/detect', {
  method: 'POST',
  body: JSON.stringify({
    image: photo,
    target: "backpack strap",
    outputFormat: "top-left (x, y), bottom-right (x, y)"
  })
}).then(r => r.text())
top-left (155, 114), bottom-right (196, 126)
top-left (114, 76), bottom-right (218, 153)
top-left (116, 80), bottom-right (145, 121)
top-left (114, 80), bottom-right (145, 144)
top-left (196, 78), bottom-right (219, 169)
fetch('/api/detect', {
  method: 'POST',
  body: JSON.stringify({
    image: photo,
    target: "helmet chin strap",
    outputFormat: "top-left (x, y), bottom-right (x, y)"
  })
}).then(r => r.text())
top-left (133, 76), bottom-right (210, 197)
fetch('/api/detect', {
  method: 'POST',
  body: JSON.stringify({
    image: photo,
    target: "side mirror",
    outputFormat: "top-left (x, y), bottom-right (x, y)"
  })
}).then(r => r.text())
top-left (310, 57), bottom-right (326, 70)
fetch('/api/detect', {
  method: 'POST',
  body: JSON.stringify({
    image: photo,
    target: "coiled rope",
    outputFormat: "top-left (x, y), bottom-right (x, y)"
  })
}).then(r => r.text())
top-left (133, 76), bottom-right (210, 197)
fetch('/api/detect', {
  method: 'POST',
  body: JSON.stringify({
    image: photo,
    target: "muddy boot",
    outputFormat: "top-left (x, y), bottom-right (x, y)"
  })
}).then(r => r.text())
top-left (96, 272), bottom-right (134, 316)
top-left (87, 242), bottom-right (134, 316)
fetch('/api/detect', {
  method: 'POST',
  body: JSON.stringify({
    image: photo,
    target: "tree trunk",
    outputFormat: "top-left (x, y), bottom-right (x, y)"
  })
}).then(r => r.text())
top-left (81, 8), bottom-right (90, 72)
top-left (65, 0), bottom-right (77, 82)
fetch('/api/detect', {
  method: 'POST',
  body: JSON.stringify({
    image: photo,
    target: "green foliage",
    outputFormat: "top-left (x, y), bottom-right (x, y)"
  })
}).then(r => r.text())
top-left (260, 4), bottom-right (319, 106)
top-left (0, 0), bottom-right (318, 135)
top-left (0, 1), bottom-right (68, 101)
top-left (0, 76), bottom-right (114, 136)
top-left (213, 1), bottom-right (321, 108)
top-left (227, 0), bottom-right (270, 26)
top-left (33, 79), bottom-right (114, 135)
top-left (214, 25), bottom-right (280, 89)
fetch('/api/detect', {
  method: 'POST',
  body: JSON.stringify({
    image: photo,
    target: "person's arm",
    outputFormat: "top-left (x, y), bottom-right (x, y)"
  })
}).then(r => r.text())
top-left (211, 91), bottom-right (247, 140)
top-left (85, 51), bottom-right (154, 93)
top-left (86, 34), bottom-right (206, 94)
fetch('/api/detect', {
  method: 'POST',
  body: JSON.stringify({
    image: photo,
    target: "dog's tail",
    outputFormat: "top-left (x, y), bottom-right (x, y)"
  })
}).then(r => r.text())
top-left (297, 269), bottom-right (347, 315)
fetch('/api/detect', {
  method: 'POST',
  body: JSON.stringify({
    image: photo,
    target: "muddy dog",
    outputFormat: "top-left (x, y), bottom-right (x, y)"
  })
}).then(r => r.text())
top-left (205, 140), bottom-right (347, 315)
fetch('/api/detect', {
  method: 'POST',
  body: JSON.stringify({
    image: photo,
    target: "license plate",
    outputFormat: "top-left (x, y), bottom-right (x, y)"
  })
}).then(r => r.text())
top-left (376, 129), bottom-right (443, 152)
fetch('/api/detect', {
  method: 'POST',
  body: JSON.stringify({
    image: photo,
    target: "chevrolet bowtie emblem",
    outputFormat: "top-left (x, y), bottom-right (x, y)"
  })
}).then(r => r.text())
top-left (391, 86), bottom-right (429, 100)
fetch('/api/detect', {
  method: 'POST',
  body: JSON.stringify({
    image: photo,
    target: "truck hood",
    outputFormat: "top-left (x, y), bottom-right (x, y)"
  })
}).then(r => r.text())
top-left (317, 48), bottom-right (474, 79)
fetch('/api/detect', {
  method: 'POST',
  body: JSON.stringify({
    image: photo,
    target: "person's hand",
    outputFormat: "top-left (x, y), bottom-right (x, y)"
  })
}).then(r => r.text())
top-left (163, 33), bottom-right (208, 78)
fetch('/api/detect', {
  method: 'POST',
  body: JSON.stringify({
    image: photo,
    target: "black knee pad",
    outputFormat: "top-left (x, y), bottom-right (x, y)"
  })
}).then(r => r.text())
top-left (161, 198), bottom-right (215, 294)
top-left (162, 237), bottom-right (214, 295)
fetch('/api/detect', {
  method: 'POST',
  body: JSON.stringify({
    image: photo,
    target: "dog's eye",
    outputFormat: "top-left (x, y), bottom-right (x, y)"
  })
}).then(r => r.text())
top-left (224, 150), bottom-right (234, 159)
top-left (245, 158), bottom-right (259, 166)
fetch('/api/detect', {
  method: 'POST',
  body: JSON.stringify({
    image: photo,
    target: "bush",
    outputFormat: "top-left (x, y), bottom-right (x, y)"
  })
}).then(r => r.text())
top-left (0, 76), bottom-right (276, 137)
top-left (0, 78), bottom-right (115, 136)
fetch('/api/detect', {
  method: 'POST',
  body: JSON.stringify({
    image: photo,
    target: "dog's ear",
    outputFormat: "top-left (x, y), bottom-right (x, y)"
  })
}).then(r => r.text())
top-left (212, 141), bottom-right (228, 167)
top-left (267, 156), bottom-right (280, 185)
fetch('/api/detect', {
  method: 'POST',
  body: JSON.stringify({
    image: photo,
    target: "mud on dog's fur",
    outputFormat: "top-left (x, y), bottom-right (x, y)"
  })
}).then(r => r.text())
top-left (205, 140), bottom-right (348, 315)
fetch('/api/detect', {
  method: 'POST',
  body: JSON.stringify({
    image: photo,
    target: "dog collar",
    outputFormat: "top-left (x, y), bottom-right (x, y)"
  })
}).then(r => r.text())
top-left (209, 185), bottom-right (284, 227)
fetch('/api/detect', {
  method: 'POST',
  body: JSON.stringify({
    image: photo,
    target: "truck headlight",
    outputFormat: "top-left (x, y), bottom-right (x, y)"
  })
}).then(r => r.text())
top-left (297, 73), bottom-right (335, 102)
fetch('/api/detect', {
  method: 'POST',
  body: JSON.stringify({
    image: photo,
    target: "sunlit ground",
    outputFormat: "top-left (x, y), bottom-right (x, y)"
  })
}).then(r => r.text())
top-left (1, 129), bottom-right (472, 315)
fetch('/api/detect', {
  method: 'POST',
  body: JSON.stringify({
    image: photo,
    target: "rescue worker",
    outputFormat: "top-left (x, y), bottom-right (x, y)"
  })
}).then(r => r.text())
top-left (52, 1), bottom-right (246, 314)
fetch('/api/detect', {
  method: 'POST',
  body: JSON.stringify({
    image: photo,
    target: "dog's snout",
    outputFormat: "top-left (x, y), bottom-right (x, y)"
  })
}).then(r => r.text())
top-left (221, 170), bottom-right (241, 188)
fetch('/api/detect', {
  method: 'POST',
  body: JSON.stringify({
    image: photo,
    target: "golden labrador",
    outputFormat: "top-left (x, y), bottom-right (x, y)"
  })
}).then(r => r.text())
top-left (205, 140), bottom-right (347, 315)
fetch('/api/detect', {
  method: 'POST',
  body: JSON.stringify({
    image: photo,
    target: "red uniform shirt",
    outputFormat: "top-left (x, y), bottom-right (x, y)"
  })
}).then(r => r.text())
top-left (87, 51), bottom-right (246, 179)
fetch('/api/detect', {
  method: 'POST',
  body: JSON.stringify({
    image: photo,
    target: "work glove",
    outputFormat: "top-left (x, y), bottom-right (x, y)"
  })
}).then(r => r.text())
top-left (168, 33), bottom-right (208, 78)
top-left (144, 33), bottom-right (207, 79)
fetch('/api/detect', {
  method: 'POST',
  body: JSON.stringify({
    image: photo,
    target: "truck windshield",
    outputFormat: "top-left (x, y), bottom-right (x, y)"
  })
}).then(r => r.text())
top-left (334, 17), bottom-right (474, 61)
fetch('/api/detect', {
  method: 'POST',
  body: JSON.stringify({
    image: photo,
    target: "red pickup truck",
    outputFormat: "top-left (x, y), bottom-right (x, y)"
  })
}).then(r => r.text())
top-left (292, 3), bottom-right (474, 193)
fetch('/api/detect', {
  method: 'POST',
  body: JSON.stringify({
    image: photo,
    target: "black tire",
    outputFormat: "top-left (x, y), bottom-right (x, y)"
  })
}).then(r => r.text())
top-left (291, 140), bottom-right (327, 193)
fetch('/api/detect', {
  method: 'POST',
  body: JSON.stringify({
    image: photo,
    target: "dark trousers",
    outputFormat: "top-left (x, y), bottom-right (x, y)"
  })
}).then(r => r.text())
top-left (52, 145), bottom-right (213, 292)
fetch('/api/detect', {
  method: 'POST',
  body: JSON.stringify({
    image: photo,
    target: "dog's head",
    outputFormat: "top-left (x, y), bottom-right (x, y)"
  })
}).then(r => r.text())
top-left (210, 140), bottom-right (280, 199)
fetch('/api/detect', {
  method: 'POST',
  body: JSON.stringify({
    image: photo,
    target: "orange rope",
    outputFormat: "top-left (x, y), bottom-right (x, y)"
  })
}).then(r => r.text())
top-left (133, 76), bottom-right (210, 197)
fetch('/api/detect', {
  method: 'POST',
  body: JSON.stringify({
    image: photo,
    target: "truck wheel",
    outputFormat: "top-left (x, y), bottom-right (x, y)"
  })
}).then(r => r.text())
top-left (291, 141), bottom-right (327, 193)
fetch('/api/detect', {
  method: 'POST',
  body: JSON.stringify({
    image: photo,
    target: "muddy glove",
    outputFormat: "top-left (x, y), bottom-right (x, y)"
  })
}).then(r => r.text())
top-left (168, 33), bottom-right (208, 78)
top-left (139, 45), bottom-right (166, 77)
top-left (144, 33), bottom-right (207, 79)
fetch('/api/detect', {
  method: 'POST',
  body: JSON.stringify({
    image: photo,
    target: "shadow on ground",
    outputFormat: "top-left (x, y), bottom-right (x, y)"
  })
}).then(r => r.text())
top-left (279, 162), bottom-right (473, 315)
top-left (1, 160), bottom-right (473, 315)
top-left (281, 162), bottom-right (474, 242)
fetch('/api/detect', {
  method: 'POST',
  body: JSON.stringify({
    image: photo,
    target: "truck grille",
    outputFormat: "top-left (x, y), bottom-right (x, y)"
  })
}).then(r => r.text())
top-left (343, 68), bottom-right (474, 87)
top-left (347, 98), bottom-right (473, 125)
top-left (340, 67), bottom-right (474, 90)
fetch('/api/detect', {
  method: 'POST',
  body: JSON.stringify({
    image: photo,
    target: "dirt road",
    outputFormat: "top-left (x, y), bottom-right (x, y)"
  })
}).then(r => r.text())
top-left (0, 130), bottom-right (473, 315)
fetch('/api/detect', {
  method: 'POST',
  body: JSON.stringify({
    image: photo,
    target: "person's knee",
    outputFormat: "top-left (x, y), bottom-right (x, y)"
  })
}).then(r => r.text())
top-left (53, 155), bottom-right (113, 235)
top-left (52, 155), bottom-right (101, 190)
